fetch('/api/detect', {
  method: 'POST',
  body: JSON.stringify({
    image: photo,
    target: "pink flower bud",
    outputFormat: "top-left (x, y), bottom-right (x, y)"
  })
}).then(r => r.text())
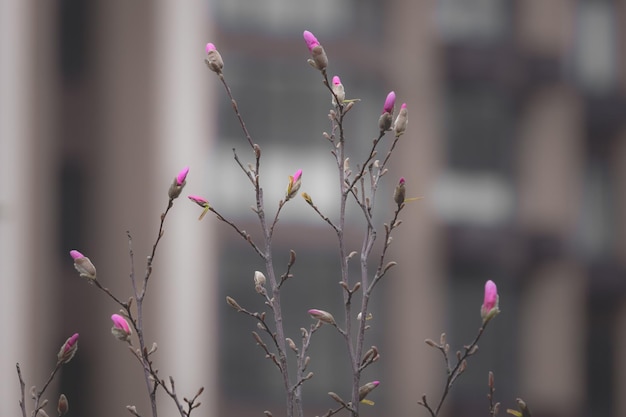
top-left (176, 166), bottom-right (189, 186)
top-left (188, 195), bottom-right (210, 220)
top-left (481, 280), bottom-right (500, 324)
top-left (70, 250), bottom-right (96, 280)
top-left (303, 30), bottom-right (327, 71)
top-left (57, 333), bottom-right (79, 364)
top-left (303, 30), bottom-right (320, 52)
top-left (331, 75), bottom-right (345, 106)
top-left (111, 314), bottom-right (132, 342)
top-left (286, 169), bottom-right (303, 201)
top-left (168, 166), bottom-right (189, 199)
top-left (308, 308), bottom-right (335, 325)
top-left (205, 42), bottom-right (224, 74)
top-left (393, 103), bottom-right (408, 136)
top-left (188, 195), bottom-right (209, 207)
top-left (383, 91), bottom-right (396, 114)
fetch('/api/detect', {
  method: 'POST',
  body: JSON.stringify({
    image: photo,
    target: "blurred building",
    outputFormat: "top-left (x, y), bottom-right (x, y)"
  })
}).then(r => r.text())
top-left (2, 1), bottom-right (626, 417)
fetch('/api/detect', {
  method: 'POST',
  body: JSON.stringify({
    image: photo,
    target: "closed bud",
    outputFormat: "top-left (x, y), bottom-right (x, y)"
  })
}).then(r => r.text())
top-left (168, 166), bottom-right (189, 199)
top-left (359, 380), bottom-right (380, 401)
top-left (254, 271), bottom-right (266, 287)
top-left (331, 76), bottom-right (345, 106)
top-left (57, 394), bottom-right (69, 416)
top-left (481, 280), bottom-right (500, 324)
top-left (393, 103), bottom-right (408, 136)
top-left (111, 314), bottom-right (132, 342)
top-left (303, 30), bottom-right (328, 71)
top-left (286, 169), bottom-right (302, 201)
top-left (57, 333), bottom-right (79, 364)
top-left (307, 309), bottom-right (335, 325)
top-left (226, 296), bottom-right (243, 312)
top-left (204, 43), bottom-right (224, 74)
top-left (378, 112), bottom-right (392, 132)
top-left (70, 250), bottom-right (96, 280)
top-left (393, 177), bottom-right (406, 207)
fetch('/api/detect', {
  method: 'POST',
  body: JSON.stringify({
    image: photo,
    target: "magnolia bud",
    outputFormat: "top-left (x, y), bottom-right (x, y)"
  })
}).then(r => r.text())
top-left (254, 271), bottom-right (266, 287)
top-left (205, 43), bottom-right (224, 74)
top-left (57, 394), bottom-right (69, 416)
top-left (70, 250), bottom-right (96, 280)
top-left (111, 314), bottom-right (132, 342)
top-left (331, 76), bottom-right (345, 106)
top-left (359, 380), bottom-right (380, 401)
top-left (308, 309), bottom-right (335, 325)
top-left (57, 333), bottom-right (79, 364)
top-left (303, 30), bottom-right (328, 71)
top-left (393, 177), bottom-right (406, 207)
top-left (286, 169), bottom-right (302, 201)
top-left (168, 166), bottom-right (189, 199)
top-left (393, 103), bottom-right (408, 136)
top-left (481, 280), bottom-right (500, 324)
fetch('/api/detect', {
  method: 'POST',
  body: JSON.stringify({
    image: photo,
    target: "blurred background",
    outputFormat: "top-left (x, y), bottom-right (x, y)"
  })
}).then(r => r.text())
top-left (2, 1), bottom-right (625, 416)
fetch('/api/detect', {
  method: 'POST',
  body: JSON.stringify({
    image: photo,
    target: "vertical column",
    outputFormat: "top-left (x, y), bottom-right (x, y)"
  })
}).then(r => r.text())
top-left (385, 1), bottom-right (445, 416)
top-left (610, 129), bottom-right (626, 417)
top-left (88, 2), bottom-right (159, 415)
top-left (0, 0), bottom-right (59, 409)
top-left (516, 85), bottom-right (586, 416)
top-left (152, 0), bottom-right (217, 414)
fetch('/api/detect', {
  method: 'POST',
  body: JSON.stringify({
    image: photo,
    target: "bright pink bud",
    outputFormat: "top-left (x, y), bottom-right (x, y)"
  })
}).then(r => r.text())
top-left (188, 195), bottom-right (209, 207)
top-left (111, 314), bottom-right (131, 333)
top-left (188, 195), bottom-right (210, 220)
top-left (481, 280), bottom-right (500, 324)
top-left (176, 166), bottom-right (189, 186)
top-left (70, 250), bottom-right (84, 260)
top-left (293, 169), bottom-right (302, 182)
top-left (57, 333), bottom-right (79, 364)
top-left (303, 30), bottom-right (320, 52)
top-left (206, 43), bottom-right (216, 53)
top-left (111, 314), bottom-right (132, 342)
top-left (383, 91), bottom-right (396, 114)
top-left (332, 76), bottom-right (341, 86)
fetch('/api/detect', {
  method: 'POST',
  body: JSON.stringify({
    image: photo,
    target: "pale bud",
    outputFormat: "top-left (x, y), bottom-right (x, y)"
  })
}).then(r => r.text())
top-left (308, 309), bottom-right (335, 325)
top-left (70, 250), bottom-right (96, 280)
top-left (254, 271), bottom-right (266, 287)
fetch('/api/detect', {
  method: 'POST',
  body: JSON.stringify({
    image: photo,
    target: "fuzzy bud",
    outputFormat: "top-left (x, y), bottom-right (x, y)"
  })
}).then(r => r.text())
top-left (481, 280), bottom-right (500, 324)
top-left (303, 30), bottom-right (327, 71)
top-left (393, 177), bottom-right (406, 207)
top-left (359, 380), bottom-right (380, 401)
top-left (331, 75), bottom-right (345, 106)
top-left (204, 43), bottom-right (224, 74)
top-left (254, 271), bottom-right (266, 287)
top-left (57, 333), bottom-right (79, 364)
top-left (286, 169), bottom-right (302, 201)
top-left (168, 166), bottom-right (189, 199)
top-left (308, 308), bottom-right (335, 325)
top-left (57, 394), bottom-right (69, 416)
top-left (111, 314), bottom-right (132, 342)
top-left (393, 103), bottom-right (408, 136)
top-left (70, 250), bottom-right (96, 280)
